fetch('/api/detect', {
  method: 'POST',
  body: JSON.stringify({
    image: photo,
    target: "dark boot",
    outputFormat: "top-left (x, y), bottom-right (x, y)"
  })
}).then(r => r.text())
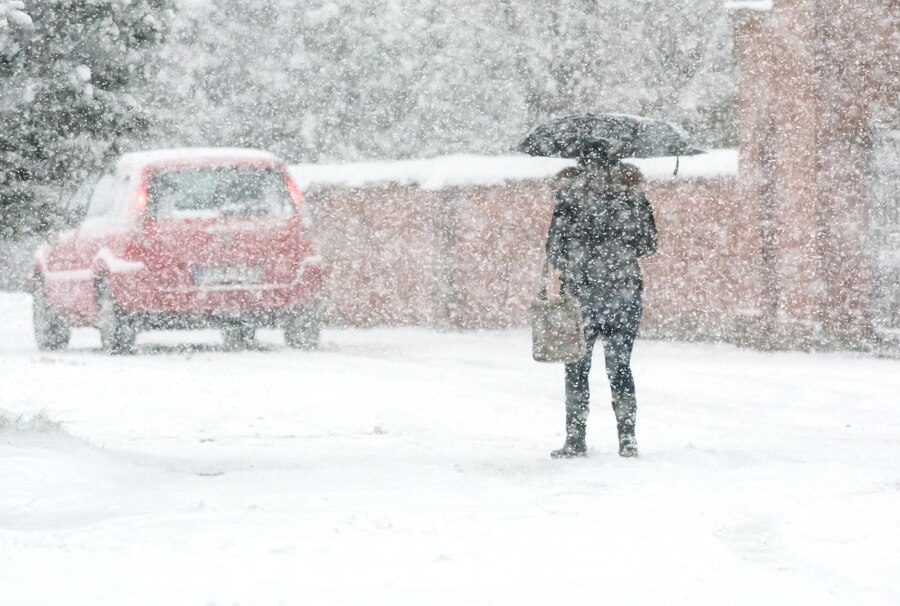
top-left (617, 425), bottom-right (638, 457)
top-left (551, 414), bottom-right (587, 459)
top-left (613, 393), bottom-right (638, 458)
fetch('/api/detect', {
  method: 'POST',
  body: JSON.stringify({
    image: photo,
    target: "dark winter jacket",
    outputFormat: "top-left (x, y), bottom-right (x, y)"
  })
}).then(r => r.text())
top-left (545, 162), bottom-right (658, 300)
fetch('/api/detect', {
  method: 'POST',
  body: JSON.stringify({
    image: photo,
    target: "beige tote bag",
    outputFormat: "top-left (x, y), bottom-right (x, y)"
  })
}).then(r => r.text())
top-left (531, 262), bottom-right (587, 363)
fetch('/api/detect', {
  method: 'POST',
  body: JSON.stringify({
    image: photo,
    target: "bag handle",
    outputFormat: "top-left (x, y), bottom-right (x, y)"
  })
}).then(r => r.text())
top-left (539, 259), bottom-right (566, 300)
top-left (539, 260), bottom-right (550, 300)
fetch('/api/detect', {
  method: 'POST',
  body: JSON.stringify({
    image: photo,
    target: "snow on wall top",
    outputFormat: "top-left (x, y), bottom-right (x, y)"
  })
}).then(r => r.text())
top-left (290, 149), bottom-right (738, 192)
top-left (629, 149), bottom-right (738, 182)
top-left (723, 0), bottom-right (773, 11)
top-left (291, 155), bottom-right (571, 192)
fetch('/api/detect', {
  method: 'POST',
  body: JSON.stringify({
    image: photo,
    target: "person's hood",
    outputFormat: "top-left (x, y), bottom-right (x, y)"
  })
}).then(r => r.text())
top-left (567, 162), bottom-right (643, 193)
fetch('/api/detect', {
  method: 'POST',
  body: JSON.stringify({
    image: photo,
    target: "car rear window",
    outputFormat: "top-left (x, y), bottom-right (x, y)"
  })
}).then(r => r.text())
top-left (147, 166), bottom-right (295, 218)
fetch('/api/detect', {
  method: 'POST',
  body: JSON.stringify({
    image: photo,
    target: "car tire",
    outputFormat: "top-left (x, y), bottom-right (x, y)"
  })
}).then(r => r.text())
top-left (223, 323), bottom-right (256, 351)
top-left (33, 283), bottom-right (71, 352)
top-left (96, 280), bottom-right (137, 355)
top-left (284, 309), bottom-right (321, 350)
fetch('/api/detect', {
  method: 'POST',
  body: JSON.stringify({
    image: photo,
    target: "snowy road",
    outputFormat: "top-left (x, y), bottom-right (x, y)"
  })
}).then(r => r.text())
top-left (1, 292), bottom-right (899, 605)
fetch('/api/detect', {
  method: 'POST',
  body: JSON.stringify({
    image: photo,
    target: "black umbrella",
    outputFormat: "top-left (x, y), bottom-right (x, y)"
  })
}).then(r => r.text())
top-left (517, 113), bottom-right (705, 160)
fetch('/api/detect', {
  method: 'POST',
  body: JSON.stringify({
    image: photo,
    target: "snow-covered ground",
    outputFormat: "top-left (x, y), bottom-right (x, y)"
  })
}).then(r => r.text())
top-left (1, 291), bottom-right (898, 605)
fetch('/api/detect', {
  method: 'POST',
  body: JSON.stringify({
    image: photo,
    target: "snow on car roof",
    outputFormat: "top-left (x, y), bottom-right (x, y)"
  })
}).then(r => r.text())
top-left (118, 148), bottom-right (282, 170)
top-left (290, 149), bottom-right (738, 192)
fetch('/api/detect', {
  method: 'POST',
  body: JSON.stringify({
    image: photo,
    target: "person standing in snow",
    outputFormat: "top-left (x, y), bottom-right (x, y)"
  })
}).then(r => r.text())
top-left (545, 141), bottom-right (658, 458)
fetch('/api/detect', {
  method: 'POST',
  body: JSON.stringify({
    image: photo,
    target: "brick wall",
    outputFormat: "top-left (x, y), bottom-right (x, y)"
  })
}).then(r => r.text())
top-left (306, 176), bottom-right (755, 342)
top-left (729, 0), bottom-right (900, 349)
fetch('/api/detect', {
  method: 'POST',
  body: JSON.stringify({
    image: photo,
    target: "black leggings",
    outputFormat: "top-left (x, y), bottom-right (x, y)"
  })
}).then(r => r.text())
top-left (564, 289), bottom-right (642, 431)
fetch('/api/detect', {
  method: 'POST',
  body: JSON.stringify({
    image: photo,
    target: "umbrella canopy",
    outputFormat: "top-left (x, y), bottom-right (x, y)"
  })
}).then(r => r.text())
top-left (517, 113), bottom-right (705, 160)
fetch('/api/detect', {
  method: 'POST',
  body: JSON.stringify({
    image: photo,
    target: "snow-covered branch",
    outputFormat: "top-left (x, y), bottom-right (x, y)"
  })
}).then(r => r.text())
top-left (0, 1), bottom-right (32, 30)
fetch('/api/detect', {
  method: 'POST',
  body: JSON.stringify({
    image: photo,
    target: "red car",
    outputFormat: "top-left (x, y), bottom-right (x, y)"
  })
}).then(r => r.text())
top-left (32, 148), bottom-right (324, 353)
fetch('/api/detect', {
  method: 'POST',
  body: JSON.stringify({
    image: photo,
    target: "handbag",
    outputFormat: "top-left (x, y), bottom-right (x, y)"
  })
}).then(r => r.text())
top-left (531, 261), bottom-right (587, 363)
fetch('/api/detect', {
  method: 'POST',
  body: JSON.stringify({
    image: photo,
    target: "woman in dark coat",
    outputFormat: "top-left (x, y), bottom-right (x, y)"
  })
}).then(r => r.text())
top-left (545, 148), bottom-right (658, 458)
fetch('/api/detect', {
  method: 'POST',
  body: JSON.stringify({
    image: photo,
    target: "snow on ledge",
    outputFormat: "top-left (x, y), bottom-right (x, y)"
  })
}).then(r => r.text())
top-left (629, 149), bottom-right (738, 182)
top-left (291, 155), bottom-right (571, 192)
top-left (291, 149), bottom-right (737, 192)
top-left (724, 0), bottom-right (773, 11)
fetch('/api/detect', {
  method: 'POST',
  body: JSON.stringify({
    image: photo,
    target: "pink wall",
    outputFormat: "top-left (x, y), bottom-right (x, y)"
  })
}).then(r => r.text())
top-left (307, 176), bottom-right (756, 343)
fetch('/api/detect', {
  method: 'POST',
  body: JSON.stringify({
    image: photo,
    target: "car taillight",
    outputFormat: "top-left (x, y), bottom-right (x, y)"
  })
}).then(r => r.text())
top-left (286, 174), bottom-right (303, 208)
top-left (286, 174), bottom-right (313, 232)
top-left (134, 176), bottom-right (149, 213)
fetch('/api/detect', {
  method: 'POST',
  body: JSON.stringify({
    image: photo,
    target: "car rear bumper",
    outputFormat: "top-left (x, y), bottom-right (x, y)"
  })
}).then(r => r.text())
top-left (112, 257), bottom-right (324, 317)
top-left (133, 307), bottom-right (318, 331)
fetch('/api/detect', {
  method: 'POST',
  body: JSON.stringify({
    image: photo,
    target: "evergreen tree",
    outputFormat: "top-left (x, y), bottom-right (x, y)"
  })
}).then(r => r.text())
top-left (0, 0), bottom-right (172, 238)
top-left (0, 1), bottom-right (31, 33)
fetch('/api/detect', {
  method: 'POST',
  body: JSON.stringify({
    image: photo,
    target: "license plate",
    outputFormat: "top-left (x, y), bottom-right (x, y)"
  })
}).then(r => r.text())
top-left (193, 266), bottom-right (263, 286)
